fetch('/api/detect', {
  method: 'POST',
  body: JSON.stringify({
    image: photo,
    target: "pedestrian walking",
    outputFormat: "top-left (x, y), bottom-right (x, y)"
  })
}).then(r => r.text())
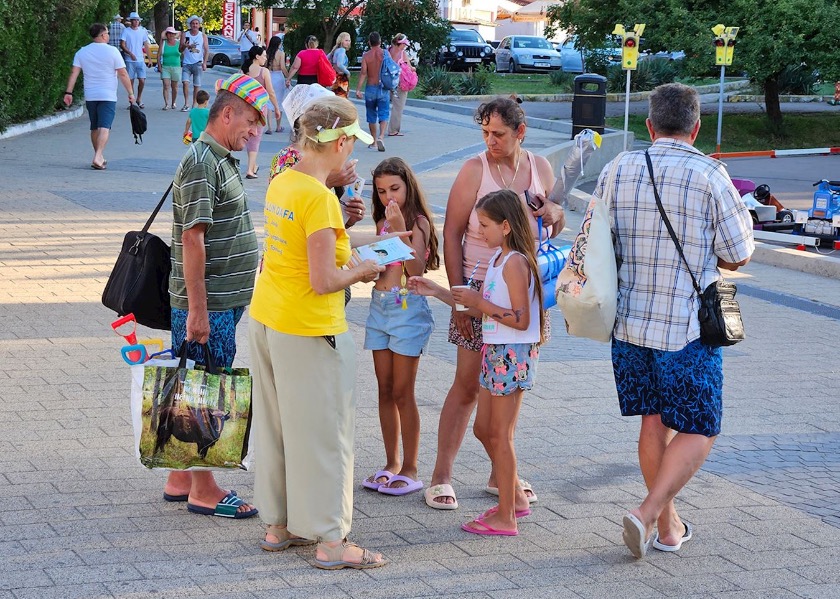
top-left (286, 35), bottom-right (322, 86)
top-left (108, 14), bottom-right (125, 61)
top-left (120, 11), bottom-right (149, 108)
top-left (238, 22), bottom-right (258, 64)
top-left (158, 27), bottom-right (182, 110)
top-left (328, 32), bottom-right (352, 97)
top-left (241, 46), bottom-right (282, 179)
top-left (596, 83), bottom-right (755, 559)
top-left (355, 31), bottom-right (390, 151)
top-left (387, 33), bottom-right (412, 137)
top-left (179, 15), bottom-right (209, 111)
top-left (63, 23), bottom-right (135, 170)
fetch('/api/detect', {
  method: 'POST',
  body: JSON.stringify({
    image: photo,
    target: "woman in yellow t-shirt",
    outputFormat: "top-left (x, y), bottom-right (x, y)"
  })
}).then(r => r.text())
top-left (248, 95), bottom-right (389, 570)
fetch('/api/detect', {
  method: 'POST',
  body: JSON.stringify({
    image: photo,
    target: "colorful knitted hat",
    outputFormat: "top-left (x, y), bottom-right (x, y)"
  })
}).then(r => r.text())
top-left (216, 74), bottom-right (270, 126)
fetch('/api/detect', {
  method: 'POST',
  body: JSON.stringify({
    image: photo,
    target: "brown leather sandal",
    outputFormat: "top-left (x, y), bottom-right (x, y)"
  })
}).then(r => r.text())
top-left (313, 539), bottom-right (387, 570)
top-left (260, 524), bottom-right (316, 552)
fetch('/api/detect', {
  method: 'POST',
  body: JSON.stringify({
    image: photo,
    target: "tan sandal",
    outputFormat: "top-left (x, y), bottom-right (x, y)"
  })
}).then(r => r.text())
top-left (260, 524), bottom-right (316, 552)
top-left (313, 539), bottom-right (387, 570)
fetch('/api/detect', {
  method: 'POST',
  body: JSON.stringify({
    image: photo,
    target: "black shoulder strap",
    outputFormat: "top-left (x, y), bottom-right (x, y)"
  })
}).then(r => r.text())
top-left (141, 182), bottom-right (174, 233)
top-left (643, 150), bottom-right (702, 296)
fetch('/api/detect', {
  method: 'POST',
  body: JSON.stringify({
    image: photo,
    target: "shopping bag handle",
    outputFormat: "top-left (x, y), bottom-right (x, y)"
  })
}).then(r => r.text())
top-left (176, 341), bottom-right (219, 374)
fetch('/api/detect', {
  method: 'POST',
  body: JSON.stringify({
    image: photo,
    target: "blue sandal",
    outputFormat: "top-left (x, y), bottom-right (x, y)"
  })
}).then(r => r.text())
top-left (187, 492), bottom-right (257, 519)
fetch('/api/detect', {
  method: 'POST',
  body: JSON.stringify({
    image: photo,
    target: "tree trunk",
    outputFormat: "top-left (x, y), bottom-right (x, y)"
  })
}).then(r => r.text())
top-left (153, 1), bottom-right (170, 42)
top-left (764, 76), bottom-right (783, 130)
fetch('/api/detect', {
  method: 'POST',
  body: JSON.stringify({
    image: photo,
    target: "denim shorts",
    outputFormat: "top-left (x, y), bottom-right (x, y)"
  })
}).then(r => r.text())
top-left (86, 101), bottom-right (116, 130)
top-left (364, 84), bottom-right (391, 124)
top-left (126, 60), bottom-right (146, 79)
top-left (182, 62), bottom-right (202, 86)
top-left (160, 65), bottom-right (181, 81)
top-left (612, 338), bottom-right (724, 437)
top-left (480, 343), bottom-right (540, 396)
top-left (171, 306), bottom-right (246, 369)
top-left (364, 289), bottom-right (434, 357)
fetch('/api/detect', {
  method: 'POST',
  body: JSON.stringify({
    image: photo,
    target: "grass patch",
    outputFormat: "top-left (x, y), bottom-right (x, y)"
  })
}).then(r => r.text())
top-left (606, 113), bottom-right (840, 154)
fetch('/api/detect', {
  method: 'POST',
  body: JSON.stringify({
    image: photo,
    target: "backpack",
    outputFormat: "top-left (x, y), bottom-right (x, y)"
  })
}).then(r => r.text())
top-left (129, 104), bottom-right (147, 145)
top-left (316, 50), bottom-right (337, 88)
top-left (379, 48), bottom-right (401, 91)
top-left (398, 61), bottom-right (418, 91)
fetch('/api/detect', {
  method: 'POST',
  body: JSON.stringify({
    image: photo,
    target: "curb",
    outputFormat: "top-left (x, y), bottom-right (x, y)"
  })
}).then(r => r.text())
top-left (424, 79), bottom-right (751, 103)
top-left (727, 94), bottom-right (835, 103)
top-left (0, 106), bottom-right (84, 140)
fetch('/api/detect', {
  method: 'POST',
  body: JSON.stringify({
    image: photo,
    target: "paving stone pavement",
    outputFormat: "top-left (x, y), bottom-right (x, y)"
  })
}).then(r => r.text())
top-left (1, 73), bottom-right (840, 598)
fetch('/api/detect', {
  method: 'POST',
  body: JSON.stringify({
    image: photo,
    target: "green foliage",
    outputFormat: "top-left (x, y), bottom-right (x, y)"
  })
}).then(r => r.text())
top-left (549, 70), bottom-right (575, 91)
top-left (359, 0), bottom-right (449, 65)
top-left (582, 51), bottom-right (611, 76)
top-left (418, 65), bottom-right (458, 96)
top-left (0, 0), bottom-right (117, 132)
top-left (546, 0), bottom-right (840, 124)
top-left (606, 58), bottom-right (678, 93)
top-left (776, 64), bottom-right (817, 95)
top-left (458, 65), bottom-right (493, 95)
top-left (417, 65), bottom-right (493, 96)
top-left (277, 0), bottom-right (364, 57)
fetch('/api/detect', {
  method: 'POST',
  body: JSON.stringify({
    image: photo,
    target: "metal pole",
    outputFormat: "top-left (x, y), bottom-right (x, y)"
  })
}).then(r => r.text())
top-left (624, 69), bottom-right (631, 151)
top-left (716, 65), bottom-right (725, 154)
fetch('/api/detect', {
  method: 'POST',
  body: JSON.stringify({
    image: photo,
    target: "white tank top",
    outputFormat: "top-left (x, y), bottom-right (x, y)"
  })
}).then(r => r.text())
top-left (182, 31), bottom-right (205, 65)
top-left (481, 249), bottom-right (540, 344)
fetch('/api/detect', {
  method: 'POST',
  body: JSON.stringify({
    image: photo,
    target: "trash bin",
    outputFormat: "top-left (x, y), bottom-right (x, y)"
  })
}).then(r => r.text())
top-left (571, 74), bottom-right (607, 138)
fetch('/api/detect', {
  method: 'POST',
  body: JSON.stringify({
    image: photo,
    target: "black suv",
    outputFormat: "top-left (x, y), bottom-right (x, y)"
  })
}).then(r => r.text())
top-left (435, 28), bottom-right (495, 70)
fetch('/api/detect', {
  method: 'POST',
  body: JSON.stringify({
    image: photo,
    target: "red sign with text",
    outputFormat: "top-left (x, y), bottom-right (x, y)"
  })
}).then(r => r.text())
top-left (222, 1), bottom-right (236, 39)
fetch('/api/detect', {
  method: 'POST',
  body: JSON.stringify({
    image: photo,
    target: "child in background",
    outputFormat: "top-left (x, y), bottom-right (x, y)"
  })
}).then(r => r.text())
top-left (409, 189), bottom-right (543, 535)
top-left (361, 157), bottom-right (440, 496)
top-left (182, 89), bottom-right (210, 143)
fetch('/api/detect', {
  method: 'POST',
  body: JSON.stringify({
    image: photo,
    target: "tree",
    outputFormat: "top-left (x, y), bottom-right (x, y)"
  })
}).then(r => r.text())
top-left (547, 0), bottom-right (840, 128)
top-left (247, 0), bottom-right (365, 52)
top-left (360, 0), bottom-right (450, 64)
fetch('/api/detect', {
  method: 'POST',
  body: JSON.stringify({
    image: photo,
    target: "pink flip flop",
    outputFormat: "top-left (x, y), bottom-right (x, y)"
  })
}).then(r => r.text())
top-left (362, 470), bottom-right (394, 490)
top-left (480, 505), bottom-right (531, 519)
top-left (461, 519), bottom-right (518, 536)
top-left (377, 474), bottom-right (424, 496)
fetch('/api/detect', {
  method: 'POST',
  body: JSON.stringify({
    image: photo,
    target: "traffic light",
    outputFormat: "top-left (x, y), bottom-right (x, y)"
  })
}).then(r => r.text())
top-left (723, 26), bottom-right (739, 65)
top-left (712, 24), bottom-right (738, 67)
top-left (613, 23), bottom-right (645, 71)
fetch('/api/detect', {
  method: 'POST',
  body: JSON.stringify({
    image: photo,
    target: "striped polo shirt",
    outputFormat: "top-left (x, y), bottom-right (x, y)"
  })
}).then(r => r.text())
top-left (169, 132), bottom-right (259, 311)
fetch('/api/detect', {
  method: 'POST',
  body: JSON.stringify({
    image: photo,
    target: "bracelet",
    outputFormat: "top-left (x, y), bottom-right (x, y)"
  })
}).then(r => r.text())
top-left (64, 91), bottom-right (73, 95)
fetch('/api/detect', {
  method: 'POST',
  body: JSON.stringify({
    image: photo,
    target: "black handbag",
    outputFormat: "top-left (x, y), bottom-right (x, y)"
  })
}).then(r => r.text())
top-left (102, 183), bottom-right (173, 330)
top-left (644, 152), bottom-right (745, 348)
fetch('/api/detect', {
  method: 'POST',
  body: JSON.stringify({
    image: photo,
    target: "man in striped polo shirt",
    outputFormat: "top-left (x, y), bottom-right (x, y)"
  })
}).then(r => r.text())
top-left (164, 75), bottom-right (267, 519)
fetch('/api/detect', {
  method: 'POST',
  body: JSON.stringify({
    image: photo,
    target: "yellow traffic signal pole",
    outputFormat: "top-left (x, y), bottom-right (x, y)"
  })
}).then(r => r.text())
top-left (613, 23), bottom-right (644, 151)
top-left (712, 24), bottom-right (738, 154)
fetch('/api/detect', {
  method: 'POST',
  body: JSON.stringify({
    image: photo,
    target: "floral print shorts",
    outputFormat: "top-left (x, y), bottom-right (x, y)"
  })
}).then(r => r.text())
top-left (479, 342), bottom-right (540, 396)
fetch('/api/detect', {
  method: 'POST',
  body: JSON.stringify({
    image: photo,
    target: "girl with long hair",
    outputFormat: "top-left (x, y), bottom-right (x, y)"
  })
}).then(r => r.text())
top-left (265, 36), bottom-right (289, 133)
top-left (241, 45), bottom-right (281, 178)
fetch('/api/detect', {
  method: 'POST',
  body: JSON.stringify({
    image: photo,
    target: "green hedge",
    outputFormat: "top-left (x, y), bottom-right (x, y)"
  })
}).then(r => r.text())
top-left (0, 0), bottom-right (116, 132)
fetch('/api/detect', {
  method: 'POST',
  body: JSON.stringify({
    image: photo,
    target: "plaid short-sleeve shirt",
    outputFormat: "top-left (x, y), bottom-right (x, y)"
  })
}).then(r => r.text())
top-left (594, 139), bottom-right (754, 351)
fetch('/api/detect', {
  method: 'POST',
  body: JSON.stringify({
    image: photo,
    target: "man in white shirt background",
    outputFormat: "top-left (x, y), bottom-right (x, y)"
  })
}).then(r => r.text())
top-left (63, 23), bottom-right (135, 170)
top-left (179, 15), bottom-right (210, 111)
top-left (120, 12), bottom-right (150, 108)
top-left (238, 22), bottom-right (258, 64)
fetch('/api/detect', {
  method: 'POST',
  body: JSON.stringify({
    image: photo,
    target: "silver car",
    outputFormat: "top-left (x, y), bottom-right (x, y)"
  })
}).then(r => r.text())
top-left (495, 36), bottom-right (561, 73)
top-left (207, 34), bottom-right (242, 67)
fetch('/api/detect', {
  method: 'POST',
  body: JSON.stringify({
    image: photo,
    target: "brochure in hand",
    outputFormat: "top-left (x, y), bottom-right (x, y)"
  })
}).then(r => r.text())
top-left (351, 237), bottom-right (414, 266)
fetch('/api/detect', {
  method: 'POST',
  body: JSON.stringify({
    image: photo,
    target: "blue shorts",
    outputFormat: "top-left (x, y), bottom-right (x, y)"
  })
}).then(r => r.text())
top-left (126, 60), bottom-right (146, 79)
top-left (364, 289), bottom-right (434, 357)
top-left (171, 306), bottom-right (246, 369)
top-left (86, 101), bottom-right (116, 130)
top-left (364, 84), bottom-right (391, 124)
top-left (480, 343), bottom-right (540, 396)
top-left (612, 338), bottom-right (723, 437)
top-left (182, 62), bottom-right (202, 87)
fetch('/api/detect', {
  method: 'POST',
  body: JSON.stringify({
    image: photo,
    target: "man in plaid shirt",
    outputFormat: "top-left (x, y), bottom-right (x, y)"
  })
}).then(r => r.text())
top-left (108, 14), bottom-right (125, 60)
top-left (593, 83), bottom-right (754, 559)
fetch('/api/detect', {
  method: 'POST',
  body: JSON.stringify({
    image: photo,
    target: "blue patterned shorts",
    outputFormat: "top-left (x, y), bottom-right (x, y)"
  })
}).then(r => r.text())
top-left (171, 306), bottom-right (246, 369)
top-left (480, 342), bottom-right (540, 396)
top-left (612, 338), bottom-right (723, 437)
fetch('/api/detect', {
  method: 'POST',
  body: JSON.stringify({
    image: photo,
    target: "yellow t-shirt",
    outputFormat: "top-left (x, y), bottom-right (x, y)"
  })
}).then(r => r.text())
top-left (250, 169), bottom-right (351, 336)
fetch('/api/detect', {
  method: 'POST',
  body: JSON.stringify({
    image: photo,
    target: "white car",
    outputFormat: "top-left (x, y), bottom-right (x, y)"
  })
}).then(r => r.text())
top-left (495, 35), bottom-right (562, 73)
